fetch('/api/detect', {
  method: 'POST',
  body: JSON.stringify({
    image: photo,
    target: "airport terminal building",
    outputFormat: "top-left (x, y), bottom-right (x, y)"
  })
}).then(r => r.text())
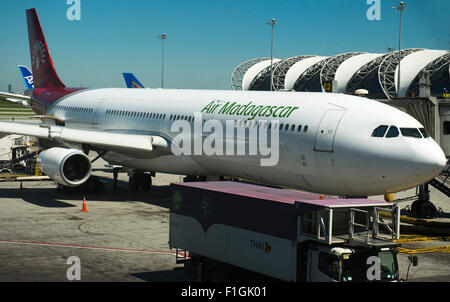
top-left (231, 49), bottom-right (450, 99)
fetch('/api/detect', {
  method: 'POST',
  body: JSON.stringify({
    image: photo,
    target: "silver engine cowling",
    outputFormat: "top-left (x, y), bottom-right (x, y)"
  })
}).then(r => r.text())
top-left (37, 147), bottom-right (91, 187)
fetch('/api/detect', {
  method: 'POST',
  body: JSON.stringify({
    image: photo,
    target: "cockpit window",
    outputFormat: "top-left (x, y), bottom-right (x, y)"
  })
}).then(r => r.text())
top-left (400, 128), bottom-right (422, 138)
top-left (419, 128), bottom-right (429, 138)
top-left (371, 125), bottom-right (389, 137)
top-left (385, 126), bottom-right (399, 138)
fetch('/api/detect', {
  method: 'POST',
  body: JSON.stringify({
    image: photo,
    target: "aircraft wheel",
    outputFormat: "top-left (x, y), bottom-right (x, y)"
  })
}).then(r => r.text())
top-left (419, 201), bottom-right (437, 219)
top-left (129, 175), bottom-right (139, 191)
top-left (411, 200), bottom-right (421, 215)
top-left (142, 173), bottom-right (152, 191)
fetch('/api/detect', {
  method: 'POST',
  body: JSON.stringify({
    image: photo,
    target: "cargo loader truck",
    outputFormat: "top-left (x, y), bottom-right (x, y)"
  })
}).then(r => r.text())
top-left (169, 181), bottom-right (404, 282)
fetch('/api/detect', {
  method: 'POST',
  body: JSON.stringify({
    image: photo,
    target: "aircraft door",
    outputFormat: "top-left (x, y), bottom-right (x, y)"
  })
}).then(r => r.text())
top-left (314, 109), bottom-right (345, 152)
top-left (92, 99), bottom-right (105, 128)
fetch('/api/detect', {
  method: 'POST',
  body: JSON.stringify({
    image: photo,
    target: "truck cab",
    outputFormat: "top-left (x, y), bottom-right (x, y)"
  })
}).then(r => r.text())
top-left (306, 245), bottom-right (399, 282)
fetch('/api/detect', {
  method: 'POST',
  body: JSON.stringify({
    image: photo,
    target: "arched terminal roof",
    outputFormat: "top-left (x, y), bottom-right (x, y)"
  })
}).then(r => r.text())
top-left (344, 53), bottom-right (391, 97)
top-left (242, 59), bottom-right (281, 90)
top-left (396, 49), bottom-right (449, 97)
top-left (284, 56), bottom-right (328, 90)
top-left (231, 58), bottom-right (270, 90)
top-left (248, 60), bottom-right (285, 91)
top-left (234, 49), bottom-right (450, 98)
top-left (320, 52), bottom-right (364, 92)
top-left (378, 48), bottom-right (424, 99)
top-left (271, 55), bottom-right (314, 90)
top-left (407, 51), bottom-right (450, 97)
top-left (334, 53), bottom-right (384, 93)
top-left (293, 57), bottom-right (331, 91)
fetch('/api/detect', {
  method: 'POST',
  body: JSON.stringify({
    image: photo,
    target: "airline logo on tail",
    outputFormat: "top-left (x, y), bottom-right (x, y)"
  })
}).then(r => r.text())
top-left (32, 40), bottom-right (47, 71)
top-left (123, 73), bottom-right (145, 88)
top-left (26, 8), bottom-right (65, 88)
top-left (18, 65), bottom-right (34, 89)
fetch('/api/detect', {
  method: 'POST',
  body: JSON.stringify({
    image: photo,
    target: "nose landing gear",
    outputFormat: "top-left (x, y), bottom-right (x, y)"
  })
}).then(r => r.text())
top-left (410, 183), bottom-right (438, 219)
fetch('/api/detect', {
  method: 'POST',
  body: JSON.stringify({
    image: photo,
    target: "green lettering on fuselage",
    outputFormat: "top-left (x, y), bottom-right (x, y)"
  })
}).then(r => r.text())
top-left (201, 100), bottom-right (300, 120)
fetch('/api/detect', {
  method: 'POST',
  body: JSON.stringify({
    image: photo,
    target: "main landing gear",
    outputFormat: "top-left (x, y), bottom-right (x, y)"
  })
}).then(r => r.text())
top-left (129, 171), bottom-right (153, 191)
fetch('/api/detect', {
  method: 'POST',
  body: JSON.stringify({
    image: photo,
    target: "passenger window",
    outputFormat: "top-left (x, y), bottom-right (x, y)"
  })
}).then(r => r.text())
top-left (371, 125), bottom-right (388, 137)
top-left (400, 128), bottom-right (422, 138)
top-left (304, 125), bottom-right (308, 133)
top-left (297, 125), bottom-right (302, 132)
top-left (386, 126), bottom-right (399, 138)
top-left (318, 252), bottom-right (340, 281)
top-left (443, 121), bottom-right (450, 135)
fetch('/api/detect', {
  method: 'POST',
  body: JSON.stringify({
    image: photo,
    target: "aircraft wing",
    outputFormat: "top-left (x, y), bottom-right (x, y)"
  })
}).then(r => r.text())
top-left (0, 121), bottom-right (171, 158)
top-left (0, 91), bottom-right (31, 101)
top-left (1, 92), bottom-right (31, 107)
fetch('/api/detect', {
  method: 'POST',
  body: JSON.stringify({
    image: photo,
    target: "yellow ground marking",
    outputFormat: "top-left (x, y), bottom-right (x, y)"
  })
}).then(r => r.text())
top-left (395, 235), bottom-right (450, 243)
top-left (397, 246), bottom-right (450, 254)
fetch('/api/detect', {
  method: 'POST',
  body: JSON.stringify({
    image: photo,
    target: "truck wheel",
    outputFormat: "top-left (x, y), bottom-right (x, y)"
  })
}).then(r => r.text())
top-left (205, 264), bottom-right (226, 282)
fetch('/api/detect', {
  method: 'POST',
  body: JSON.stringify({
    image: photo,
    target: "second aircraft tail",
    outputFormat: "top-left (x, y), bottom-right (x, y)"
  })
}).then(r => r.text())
top-left (18, 65), bottom-right (34, 89)
top-left (123, 73), bottom-right (145, 88)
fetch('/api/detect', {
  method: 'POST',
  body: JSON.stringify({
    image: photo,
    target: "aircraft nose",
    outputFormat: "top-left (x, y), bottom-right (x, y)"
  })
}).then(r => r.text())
top-left (412, 141), bottom-right (447, 180)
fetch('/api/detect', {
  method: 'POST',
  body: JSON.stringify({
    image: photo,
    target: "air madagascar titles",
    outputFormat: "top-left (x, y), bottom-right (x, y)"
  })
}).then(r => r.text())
top-left (201, 100), bottom-right (299, 121)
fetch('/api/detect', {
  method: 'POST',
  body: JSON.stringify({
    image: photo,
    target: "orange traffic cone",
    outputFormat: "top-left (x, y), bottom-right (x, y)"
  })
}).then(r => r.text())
top-left (81, 196), bottom-right (88, 212)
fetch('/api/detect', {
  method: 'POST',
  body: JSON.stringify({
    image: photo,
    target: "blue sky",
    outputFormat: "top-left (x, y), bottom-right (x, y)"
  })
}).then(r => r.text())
top-left (0, 0), bottom-right (448, 91)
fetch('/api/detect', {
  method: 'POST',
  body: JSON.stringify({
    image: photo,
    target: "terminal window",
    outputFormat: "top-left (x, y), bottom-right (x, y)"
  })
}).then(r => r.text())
top-left (444, 121), bottom-right (450, 135)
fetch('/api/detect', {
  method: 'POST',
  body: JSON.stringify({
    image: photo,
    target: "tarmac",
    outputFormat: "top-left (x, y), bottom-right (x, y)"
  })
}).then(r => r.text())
top-left (0, 157), bottom-right (448, 282)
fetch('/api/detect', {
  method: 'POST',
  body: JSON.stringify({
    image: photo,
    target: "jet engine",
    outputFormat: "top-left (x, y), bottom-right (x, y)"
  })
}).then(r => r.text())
top-left (37, 147), bottom-right (91, 187)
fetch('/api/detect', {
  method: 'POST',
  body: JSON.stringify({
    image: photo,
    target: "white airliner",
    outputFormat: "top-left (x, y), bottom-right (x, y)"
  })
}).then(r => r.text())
top-left (0, 8), bottom-right (446, 198)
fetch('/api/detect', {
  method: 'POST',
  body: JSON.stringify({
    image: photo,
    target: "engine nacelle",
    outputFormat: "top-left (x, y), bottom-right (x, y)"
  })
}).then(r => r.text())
top-left (37, 147), bottom-right (91, 187)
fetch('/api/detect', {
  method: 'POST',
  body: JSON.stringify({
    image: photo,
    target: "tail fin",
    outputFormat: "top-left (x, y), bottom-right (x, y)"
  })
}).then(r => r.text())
top-left (123, 73), bottom-right (145, 88)
top-left (26, 8), bottom-right (65, 88)
top-left (18, 65), bottom-right (34, 89)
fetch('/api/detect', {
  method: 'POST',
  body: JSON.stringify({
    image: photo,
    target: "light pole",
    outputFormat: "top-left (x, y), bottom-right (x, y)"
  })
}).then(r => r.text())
top-left (158, 33), bottom-right (167, 88)
top-left (266, 19), bottom-right (277, 91)
top-left (393, 2), bottom-right (406, 97)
